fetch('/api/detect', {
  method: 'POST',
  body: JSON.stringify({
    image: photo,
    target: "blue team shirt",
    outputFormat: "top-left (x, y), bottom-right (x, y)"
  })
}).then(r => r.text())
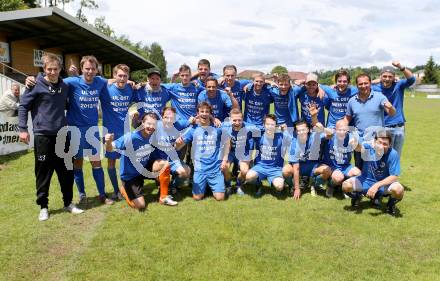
top-left (114, 131), bottom-right (157, 181)
top-left (101, 84), bottom-right (137, 137)
top-left (289, 132), bottom-right (322, 164)
top-left (222, 121), bottom-right (259, 161)
top-left (219, 79), bottom-right (251, 108)
top-left (254, 132), bottom-right (291, 168)
top-left (64, 75), bottom-right (107, 127)
top-left (371, 76), bottom-right (415, 126)
top-left (168, 83), bottom-right (203, 120)
top-left (287, 86), bottom-right (301, 126)
top-left (322, 134), bottom-right (354, 169)
top-left (243, 85), bottom-right (273, 129)
top-left (136, 85), bottom-right (171, 117)
top-left (297, 87), bottom-right (326, 125)
top-left (198, 89), bottom-right (233, 121)
top-left (182, 125), bottom-right (227, 173)
top-left (346, 91), bottom-right (388, 137)
top-left (154, 120), bottom-right (190, 161)
top-left (270, 87), bottom-right (296, 126)
top-left (358, 142), bottom-right (400, 186)
top-left (321, 85), bottom-right (358, 128)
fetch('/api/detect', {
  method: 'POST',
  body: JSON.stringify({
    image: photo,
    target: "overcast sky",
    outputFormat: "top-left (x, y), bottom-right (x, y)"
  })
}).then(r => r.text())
top-left (63, 0), bottom-right (440, 75)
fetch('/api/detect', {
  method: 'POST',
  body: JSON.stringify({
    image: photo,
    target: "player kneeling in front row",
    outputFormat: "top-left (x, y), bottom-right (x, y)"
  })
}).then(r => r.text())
top-left (221, 108), bottom-right (258, 196)
top-left (245, 114), bottom-right (292, 196)
top-left (175, 102), bottom-right (230, 201)
top-left (342, 130), bottom-right (404, 215)
top-left (313, 120), bottom-right (361, 197)
top-left (104, 112), bottom-right (177, 211)
top-left (283, 119), bottom-right (322, 199)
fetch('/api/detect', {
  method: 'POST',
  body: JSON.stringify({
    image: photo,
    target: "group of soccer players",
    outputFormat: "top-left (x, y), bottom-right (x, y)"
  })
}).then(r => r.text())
top-left (19, 54), bottom-right (414, 221)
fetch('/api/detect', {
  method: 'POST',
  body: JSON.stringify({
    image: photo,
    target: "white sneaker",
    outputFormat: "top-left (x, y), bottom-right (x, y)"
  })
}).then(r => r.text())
top-left (159, 195), bottom-right (178, 206)
top-left (39, 208), bottom-right (49, 221)
top-left (64, 203), bottom-right (84, 214)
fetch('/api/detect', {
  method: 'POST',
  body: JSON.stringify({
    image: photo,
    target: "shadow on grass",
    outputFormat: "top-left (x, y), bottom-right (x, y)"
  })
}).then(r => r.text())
top-left (342, 200), bottom-right (404, 218)
top-left (0, 150), bottom-right (29, 166)
top-left (402, 184), bottom-right (412, 192)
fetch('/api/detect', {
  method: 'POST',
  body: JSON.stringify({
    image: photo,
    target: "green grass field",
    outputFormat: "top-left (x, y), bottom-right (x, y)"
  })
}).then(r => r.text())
top-left (1, 94), bottom-right (439, 281)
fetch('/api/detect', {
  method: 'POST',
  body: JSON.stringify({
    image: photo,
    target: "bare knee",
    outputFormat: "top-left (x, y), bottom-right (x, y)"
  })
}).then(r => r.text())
top-left (193, 194), bottom-right (204, 201)
top-left (273, 178), bottom-right (284, 191)
top-left (213, 192), bottom-right (225, 201)
top-left (342, 179), bottom-right (353, 193)
top-left (133, 197), bottom-right (146, 210)
top-left (390, 182), bottom-right (404, 200)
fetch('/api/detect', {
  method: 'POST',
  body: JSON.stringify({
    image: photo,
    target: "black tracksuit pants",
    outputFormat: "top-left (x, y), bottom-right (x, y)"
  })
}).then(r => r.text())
top-left (34, 135), bottom-right (74, 209)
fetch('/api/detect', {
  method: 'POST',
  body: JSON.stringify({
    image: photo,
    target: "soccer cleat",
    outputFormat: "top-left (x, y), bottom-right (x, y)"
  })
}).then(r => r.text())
top-left (78, 193), bottom-right (87, 205)
top-left (326, 185), bottom-right (334, 198)
top-left (159, 195), bottom-right (178, 206)
top-left (99, 195), bottom-right (114, 205)
top-left (371, 198), bottom-right (382, 208)
top-left (236, 186), bottom-right (245, 196)
top-left (64, 203), bottom-right (84, 214)
top-left (225, 186), bottom-right (233, 197)
top-left (350, 193), bottom-right (361, 208)
top-left (299, 177), bottom-right (308, 189)
top-left (255, 186), bottom-right (263, 197)
top-left (386, 198), bottom-right (399, 216)
top-left (39, 208), bottom-right (49, 221)
top-left (111, 191), bottom-right (123, 201)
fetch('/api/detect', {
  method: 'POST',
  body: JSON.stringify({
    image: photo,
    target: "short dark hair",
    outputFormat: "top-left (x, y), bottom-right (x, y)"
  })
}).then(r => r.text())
top-left (335, 69), bottom-right (350, 83)
top-left (356, 73), bottom-right (371, 84)
top-left (141, 112), bottom-right (158, 121)
top-left (223, 64), bottom-right (237, 73)
top-left (161, 106), bottom-right (176, 116)
top-left (179, 64), bottom-right (191, 73)
top-left (197, 101), bottom-right (213, 114)
top-left (198, 59), bottom-right (211, 68)
top-left (205, 76), bottom-right (218, 85)
top-left (264, 114), bottom-right (277, 123)
top-left (375, 129), bottom-right (392, 143)
top-left (293, 119), bottom-right (310, 132)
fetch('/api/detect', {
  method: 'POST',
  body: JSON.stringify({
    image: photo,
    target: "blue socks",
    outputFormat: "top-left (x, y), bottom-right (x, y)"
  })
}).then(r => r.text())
top-left (92, 167), bottom-right (106, 197)
top-left (74, 169), bottom-right (85, 195)
top-left (107, 168), bottom-right (119, 193)
top-left (236, 179), bottom-right (242, 187)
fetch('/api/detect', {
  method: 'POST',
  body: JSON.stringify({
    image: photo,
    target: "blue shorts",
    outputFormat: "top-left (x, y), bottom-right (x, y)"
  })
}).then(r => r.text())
top-left (331, 164), bottom-right (354, 178)
top-left (350, 176), bottom-right (396, 196)
top-left (170, 159), bottom-right (183, 174)
top-left (299, 162), bottom-right (319, 177)
top-left (193, 172), bottom-right (225, 195)
top-left (251, 164), bottom-right (283, 186)
top-left (70, 126), bottom-right (101, 159)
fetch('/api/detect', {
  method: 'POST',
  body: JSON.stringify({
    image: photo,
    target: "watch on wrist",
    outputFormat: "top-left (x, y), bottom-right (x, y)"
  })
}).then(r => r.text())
top-left (399, 66), bottom-right (406, 71)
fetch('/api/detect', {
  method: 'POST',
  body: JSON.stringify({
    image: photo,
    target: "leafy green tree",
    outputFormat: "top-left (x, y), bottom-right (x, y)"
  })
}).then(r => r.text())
top-left (94, 16), bottom-right (115, 38)
top-left (76, 0), bottom-right (98, 23)
top-left (149, 42), bottom-right (167, 80)
top-left (422, 56), bottom-right (439, 84)
top-left (271, 65), bottom-right (288, 75)
top-left (0, 0), bottom-right (27, 11)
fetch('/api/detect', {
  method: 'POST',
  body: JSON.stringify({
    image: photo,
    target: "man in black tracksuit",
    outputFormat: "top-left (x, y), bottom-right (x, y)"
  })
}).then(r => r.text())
top-left (18, 54), bottom-right (84, 221)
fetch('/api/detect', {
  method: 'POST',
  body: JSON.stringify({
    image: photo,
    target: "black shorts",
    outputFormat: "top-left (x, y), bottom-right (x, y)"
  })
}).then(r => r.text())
top-left (122, 176), bottom-right (144, 200)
